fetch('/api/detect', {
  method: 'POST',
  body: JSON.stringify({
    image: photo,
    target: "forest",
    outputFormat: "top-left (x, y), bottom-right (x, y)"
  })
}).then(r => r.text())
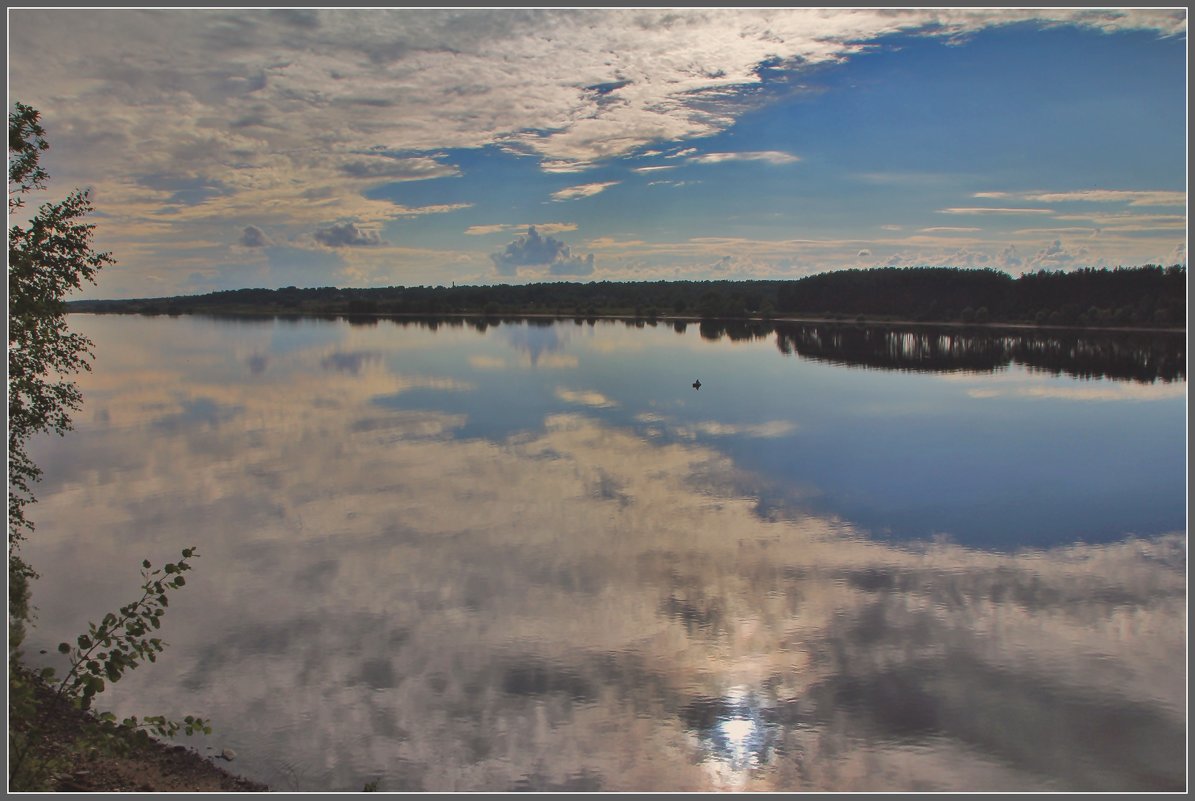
top-left (68, 264), bottom-right (1186, 329)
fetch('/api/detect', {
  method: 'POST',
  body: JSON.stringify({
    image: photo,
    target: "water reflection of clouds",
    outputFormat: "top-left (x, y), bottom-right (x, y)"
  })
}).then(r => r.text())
top-left (635, 412), bottom-right (796, 440)
top-left (937, 369), bottom-right (1187, 402)
top-left (21, 317), bottom-right (1186, 792)
top-left (320, 350), bottom-right (382, 374)
top-left (502, 322), bottom-right (571, 366)
top-left (555, 387), bottom-right (619, 408)
top-left (468, 355), bottom-right (507, 370)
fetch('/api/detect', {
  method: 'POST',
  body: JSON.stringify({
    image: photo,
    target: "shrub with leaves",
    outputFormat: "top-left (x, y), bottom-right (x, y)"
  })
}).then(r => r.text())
top-left (9, 547), bottom-right (211, 787)
top-left (51, 547), bottom-right (209, 732)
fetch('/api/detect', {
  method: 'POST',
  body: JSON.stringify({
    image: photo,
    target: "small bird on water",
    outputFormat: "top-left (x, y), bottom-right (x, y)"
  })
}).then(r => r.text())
top-left (692, 379), bottom-right (702, 390)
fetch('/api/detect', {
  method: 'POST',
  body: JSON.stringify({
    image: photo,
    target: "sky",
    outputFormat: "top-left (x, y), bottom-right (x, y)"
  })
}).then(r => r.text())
top-left (6, 8), bottom-right (1188, 299)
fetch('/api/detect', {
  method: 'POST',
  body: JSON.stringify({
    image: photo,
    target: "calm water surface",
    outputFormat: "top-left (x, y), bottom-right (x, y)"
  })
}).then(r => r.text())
top-left (23, 314), bottom-right (1186, 791)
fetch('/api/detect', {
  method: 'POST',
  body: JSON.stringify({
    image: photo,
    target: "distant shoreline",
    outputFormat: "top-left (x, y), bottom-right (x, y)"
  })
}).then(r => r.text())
top-left (65, 266), bottom-right (1187, 332)
top-left (65, 307), bottom-right (1186, 337)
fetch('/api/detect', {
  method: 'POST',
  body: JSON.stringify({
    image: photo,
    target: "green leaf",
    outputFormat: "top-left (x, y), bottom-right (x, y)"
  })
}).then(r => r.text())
top-left (57, 642), bottom-right (70, 654)
top-left (164, 563), bottom-right (176, 574)
top-left (77, 634), bottom-right (92, 649)
top-left (142, 559), bottom-right (151, 569)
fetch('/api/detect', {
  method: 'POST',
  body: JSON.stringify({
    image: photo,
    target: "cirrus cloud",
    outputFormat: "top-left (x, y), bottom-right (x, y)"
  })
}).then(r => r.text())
top-left (977, 189), bottom-right (1185, 207)
top-left (551, 181), bottom-right (621, 202)
top-left (689, 151), bottom-right (800, 166)
top-left (939, 207), bottom-right (1056, 216)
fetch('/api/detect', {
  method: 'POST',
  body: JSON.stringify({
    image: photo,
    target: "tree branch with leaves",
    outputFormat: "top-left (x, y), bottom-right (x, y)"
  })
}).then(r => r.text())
top-left (8, 103), bottom-right (212, 790)
top-left (8, 102), bottom-right (114, 606)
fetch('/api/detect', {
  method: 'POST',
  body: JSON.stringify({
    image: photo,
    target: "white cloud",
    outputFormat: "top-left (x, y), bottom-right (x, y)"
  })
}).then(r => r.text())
top-left (939, 207), bottom-right (1056, 216)
top-left (337, 155), bottom-right (460, 182)
top-left (390, 203), bottom-right (474, 217)
top-left (977, 189), bottom-right (1185, 207)
top-left (1046, 212), bottom-right (1185, 230)
top-left (921, 227), bottom-right (982, 233)
top-left (1026, 238), bottom-right (1086, 270)
top-left (465, 222), bottom-right (578, 236)
top-left (551, 181), bottom-right (620, 201)
top-left (689, 151), bottom-right (800, 165)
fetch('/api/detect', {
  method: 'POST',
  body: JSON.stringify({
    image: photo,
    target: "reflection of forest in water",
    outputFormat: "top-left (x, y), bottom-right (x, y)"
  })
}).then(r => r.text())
top-left (716, 321), bottom-right (1184, 383)
top-left (215, 313), bottom-right (1186, 384)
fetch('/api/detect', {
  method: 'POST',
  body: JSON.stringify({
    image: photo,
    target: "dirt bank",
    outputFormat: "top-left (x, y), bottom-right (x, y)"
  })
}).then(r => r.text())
top-left (9, 664), bottom-right (268, 792)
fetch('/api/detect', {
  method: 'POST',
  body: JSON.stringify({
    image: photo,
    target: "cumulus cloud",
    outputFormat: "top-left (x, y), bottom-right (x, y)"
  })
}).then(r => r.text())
top-left (551, 181), bottom-right (620, 201)
top-left (313, 222), bottom-right (385, 248)
top-left (999, 244), bottom-right (1024, 268)
top-left (238, 225), bottom-right (273, 248)
top-left (1025, 238), bottom-right (1093, 271)
top-left (689, 151), bottom-right (800, 165)
top-left (490, 226), bottom-right (596, 276)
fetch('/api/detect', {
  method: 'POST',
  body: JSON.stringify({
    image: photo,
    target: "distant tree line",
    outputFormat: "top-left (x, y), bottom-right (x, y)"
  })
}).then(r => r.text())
top-left (68, 264), bottom-right (1186, 329)
top-left (773, 265), bottom-right (1185, 327)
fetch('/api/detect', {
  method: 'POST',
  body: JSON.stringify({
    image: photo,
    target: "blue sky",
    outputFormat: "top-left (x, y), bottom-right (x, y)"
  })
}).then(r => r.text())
top-left (7, 9), bottom-right (1187, 299)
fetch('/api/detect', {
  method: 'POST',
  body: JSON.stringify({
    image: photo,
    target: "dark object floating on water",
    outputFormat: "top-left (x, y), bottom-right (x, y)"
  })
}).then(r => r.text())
top-left (692, 379), bottom-right (701, 390)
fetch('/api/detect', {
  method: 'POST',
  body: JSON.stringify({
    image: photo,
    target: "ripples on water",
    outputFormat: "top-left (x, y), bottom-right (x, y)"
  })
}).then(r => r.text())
top-left (22, 315), bottom-right (1187, 792)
